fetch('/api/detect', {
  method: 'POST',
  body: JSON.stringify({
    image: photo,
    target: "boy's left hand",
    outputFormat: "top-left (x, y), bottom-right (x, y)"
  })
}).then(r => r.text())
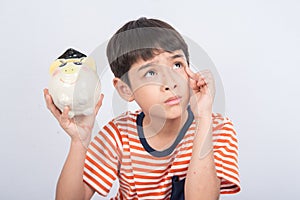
top-left (185, 67), bottom-right (215, 119)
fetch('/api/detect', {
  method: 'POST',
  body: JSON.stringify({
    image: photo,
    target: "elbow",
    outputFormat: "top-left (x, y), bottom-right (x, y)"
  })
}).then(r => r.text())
top-left (184, 188), bottom-right (220, 200)
top-left (184, 177), bottom-right (220, 200)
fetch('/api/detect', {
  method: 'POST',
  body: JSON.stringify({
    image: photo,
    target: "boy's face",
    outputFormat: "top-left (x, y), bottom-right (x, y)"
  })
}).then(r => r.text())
top-left (127, 50), bottom-right (190, 120)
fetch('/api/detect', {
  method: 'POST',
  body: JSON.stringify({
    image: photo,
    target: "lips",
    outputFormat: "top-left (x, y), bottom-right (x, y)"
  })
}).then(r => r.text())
top-left (164, 96), bottom-right (182, 105)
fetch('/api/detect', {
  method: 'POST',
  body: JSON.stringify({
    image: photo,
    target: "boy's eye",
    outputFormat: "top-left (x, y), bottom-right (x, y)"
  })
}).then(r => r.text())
top-left (173, 62), bottom-right (183, 69)
top-left (144, 70), bottom-right (157, 77)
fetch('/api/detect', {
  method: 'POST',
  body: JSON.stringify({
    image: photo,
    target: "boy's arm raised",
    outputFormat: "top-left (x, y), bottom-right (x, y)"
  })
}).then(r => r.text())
top-left (44, 89), bottom-right (104, 200)
top-left (184, 68), bottom-right (220, 200)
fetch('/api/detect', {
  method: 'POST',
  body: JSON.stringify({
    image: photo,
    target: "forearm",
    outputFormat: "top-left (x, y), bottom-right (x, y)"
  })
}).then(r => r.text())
top-left (185, 117), bottom-right (220, 200)
top-left (56, 140), bottom-right (89, 200)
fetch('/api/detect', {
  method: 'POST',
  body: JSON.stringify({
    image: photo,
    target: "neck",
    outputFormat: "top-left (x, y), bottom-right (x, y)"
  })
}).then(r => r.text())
top-left (142, 110), bottom-right (189, 139)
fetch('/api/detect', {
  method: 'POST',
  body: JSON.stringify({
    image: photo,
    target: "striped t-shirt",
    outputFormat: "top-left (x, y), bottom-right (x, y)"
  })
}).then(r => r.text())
top-left (83, 108), bottom-right (240, 199)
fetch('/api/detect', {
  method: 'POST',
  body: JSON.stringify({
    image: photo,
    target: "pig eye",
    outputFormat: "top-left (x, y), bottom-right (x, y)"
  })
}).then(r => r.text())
top-left (59, 62), bottom-right (67, 67)
top-left (74, 62), bottom-right (82, 65)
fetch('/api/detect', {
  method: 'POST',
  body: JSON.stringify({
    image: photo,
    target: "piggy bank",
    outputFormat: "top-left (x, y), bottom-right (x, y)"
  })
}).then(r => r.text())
top-left (48, 48), bottom-right (101, 118)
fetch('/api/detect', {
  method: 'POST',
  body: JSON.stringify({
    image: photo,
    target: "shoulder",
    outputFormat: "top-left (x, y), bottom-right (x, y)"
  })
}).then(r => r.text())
top-left (101, 110), bottom-right (142, 140)
top-left (91, 110), bottom-right (142, 153)
top-left (110, 109), bottom-right (142, 125)
top-left (212, 113), bottom-right (234, 125)
top-left (211, 113), bottom-right (236, 135)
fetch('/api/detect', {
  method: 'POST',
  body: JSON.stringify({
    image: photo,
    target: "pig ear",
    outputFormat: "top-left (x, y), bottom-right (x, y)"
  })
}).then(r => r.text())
top-left (49, 59), bottom-right (63, 74)
top-left (113, 78), bottom-right (134, 102)
top-left (82, 57), bottom-right (96, 71)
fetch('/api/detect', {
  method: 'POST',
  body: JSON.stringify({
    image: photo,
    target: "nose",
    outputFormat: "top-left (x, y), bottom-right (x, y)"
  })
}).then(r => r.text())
top-left (161, 69), bottom-right (178, 91)
top-left (164, 83), bottom-right (177, 91)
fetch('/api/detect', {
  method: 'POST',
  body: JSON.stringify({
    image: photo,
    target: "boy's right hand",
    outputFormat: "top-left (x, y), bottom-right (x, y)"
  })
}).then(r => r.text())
top-left (43, 88), bottom-right (104, 148)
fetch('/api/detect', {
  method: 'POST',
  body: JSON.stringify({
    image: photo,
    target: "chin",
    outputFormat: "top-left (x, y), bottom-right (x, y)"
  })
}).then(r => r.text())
top-left (165, 105), bottom-right (186, 120)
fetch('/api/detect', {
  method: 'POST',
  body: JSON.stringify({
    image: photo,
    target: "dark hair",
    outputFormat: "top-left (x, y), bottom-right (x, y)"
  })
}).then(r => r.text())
top-left (106, 17), bottom-right (189, 85)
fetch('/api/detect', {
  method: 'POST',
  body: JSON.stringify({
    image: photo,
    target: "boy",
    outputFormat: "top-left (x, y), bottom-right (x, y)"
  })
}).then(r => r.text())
top-left (44, 17), bottom-right (240, 200)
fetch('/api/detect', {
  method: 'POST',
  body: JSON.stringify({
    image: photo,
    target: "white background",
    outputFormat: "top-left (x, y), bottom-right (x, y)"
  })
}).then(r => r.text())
top-left (1, 0), bottom-right (299, 199)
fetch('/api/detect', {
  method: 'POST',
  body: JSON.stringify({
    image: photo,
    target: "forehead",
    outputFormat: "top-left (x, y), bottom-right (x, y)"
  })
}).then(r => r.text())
top-left (130, 50), bottom-right (186, 70)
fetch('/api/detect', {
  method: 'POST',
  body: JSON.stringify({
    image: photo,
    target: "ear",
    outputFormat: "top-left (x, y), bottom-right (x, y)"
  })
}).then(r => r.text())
top-left (113, 78), bottom-right (134, 102)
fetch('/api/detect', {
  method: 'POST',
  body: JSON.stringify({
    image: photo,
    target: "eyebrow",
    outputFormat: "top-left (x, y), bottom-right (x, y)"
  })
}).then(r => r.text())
top-left (138, 62), bottom-right (157, 72)
top-left (137, 53), bottom-right (185, 71)
top-left (170, 54), bottom-right (185, 60)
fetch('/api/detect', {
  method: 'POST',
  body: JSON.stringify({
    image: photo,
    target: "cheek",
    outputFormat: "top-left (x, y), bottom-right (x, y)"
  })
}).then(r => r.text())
top-left (131, 79), bottom-right (161, 94)
top-left (134, 84), bottom-right (156, 96)
top-left (133, 85), bottom-right (161, 104)
top-left (174, 70), bottom-right (189, 85)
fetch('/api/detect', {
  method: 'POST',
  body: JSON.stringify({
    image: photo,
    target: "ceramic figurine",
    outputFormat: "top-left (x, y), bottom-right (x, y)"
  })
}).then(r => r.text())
top-left (48, 48), bottom-right (101, 118)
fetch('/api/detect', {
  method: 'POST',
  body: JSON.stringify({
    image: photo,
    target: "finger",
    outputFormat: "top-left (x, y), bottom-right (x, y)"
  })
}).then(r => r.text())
top-left (43, 88), bottom-right (49, 96)
top-left (94, 94), bottom-right (104, 115)
top-left (200, 70), bottom-right (215, 97)
top-left (185, 67), bottom-right (201, 93)
top-left (200, 83), bottom-right (209, 95)
top-left (198, 70), bottom-right (215, 88)
top-left (43, 88), bottom-right (53, 104)
top-left (199, 82), bottom-right (215, 101)
top-left (196, 74), bottom-right (207, 87)
top-left (44, 88), bottom-right (62, 119)
top-left (185, 66), bottom-right (199, 81)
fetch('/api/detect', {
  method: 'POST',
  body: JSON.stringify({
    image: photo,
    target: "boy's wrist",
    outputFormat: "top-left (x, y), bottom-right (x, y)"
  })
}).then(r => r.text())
top-left (193, 116), bottom-right (213, 139)
top-left (190, 105), bottom-right (212, 119)
top-left (71, 137), bottom-right (90, 150)
top-left (193, 112), bottom-right (212, 121)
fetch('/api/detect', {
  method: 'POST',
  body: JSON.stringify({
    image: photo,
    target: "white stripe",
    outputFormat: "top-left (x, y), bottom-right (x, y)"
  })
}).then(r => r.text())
top-left (129, 147), bottom-right (150, 156)
top-left (218, 174), bottom-right (240, 187)
top-left (138, 195), bottom-right (169, 200)
top-left (220, 160), bottom-right (239, 172)
top-left (132, 163), bottom-right (169, 170)
top-left (213, 141), bottom-right (238, 152)
top-left (213, 129), bottom-right (237, 139)
top-left (116, 118), bottom-right (136, 126)
top-left (136, 182), bottom-right (172, 192)
top-left (214, 155), bottom-right (238, 170)
top-left (171, 163), bottom-right (189, 170)
top-left (213, 147), bottom-right (238, 160)
top-left (119, 125), bottom-right (137, 135)
top-left (215, 165), bottom-right (239, 180)
top-left (130, 156), bottom-right (172, 164)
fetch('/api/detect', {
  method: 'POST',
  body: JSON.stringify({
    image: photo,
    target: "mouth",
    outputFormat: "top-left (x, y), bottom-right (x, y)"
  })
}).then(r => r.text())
top-left (164, 96), bottom-right (182, 105)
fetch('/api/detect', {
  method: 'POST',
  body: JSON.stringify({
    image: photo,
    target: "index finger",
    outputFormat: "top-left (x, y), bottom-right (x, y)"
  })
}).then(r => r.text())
top-left (184, 66), bottom-right (198, 80)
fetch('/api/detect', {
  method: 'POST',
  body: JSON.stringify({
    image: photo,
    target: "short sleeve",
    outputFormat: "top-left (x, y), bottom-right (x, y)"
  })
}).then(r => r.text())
top-left (83, 121), bottom-right (122, 196)
top-left (212, 114), bottom-right (241, 194)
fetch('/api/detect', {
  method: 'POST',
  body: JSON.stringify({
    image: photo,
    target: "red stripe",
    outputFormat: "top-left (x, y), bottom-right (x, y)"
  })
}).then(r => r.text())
top-left (83, 171), bottom-right (110, 194)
